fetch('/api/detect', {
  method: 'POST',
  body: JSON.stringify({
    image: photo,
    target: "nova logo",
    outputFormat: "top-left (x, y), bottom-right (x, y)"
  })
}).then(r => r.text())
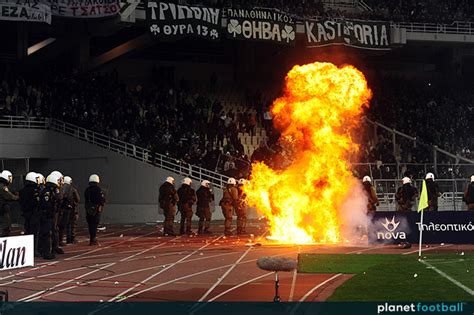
top-left (377, 216), bottom-right (406, 240)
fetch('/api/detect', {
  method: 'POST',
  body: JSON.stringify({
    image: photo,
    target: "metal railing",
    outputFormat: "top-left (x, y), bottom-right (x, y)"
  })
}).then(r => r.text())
top-left (0, 116), bottom-right (230, 189)
top-left (390, 21), bottom-right (474, 35)
top-left (363, 117), bottom-right (474, 178)
top-left (1, 115), bottom-right (472, 200)
top-left (372, 179), bottom-right (470, 212)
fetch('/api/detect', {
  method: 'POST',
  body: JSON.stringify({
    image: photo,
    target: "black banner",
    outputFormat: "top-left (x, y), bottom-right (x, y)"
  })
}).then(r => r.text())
top-left (225, 8), bottom-right (296, 45)
top-left (369, 211), bottom-right (474, 244)
top-left (146, 1), bottom-right (221, 40)
top-left (305, 19), bottom-right (390, 50)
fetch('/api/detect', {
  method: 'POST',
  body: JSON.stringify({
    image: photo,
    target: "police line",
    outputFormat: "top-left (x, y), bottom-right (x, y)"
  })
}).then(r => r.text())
top-left (369, 211), bottom-right (474, 244)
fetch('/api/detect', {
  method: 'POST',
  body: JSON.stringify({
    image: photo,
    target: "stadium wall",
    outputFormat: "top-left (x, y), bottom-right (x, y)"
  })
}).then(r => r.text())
top-left (0, 128), bottom-right (250, 224)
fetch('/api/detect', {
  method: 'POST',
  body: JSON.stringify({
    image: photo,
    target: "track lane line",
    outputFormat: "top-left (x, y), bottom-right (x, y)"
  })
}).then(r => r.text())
top-left (197, 246), bottom-right (253, 302)
top-left (109, 235), bottom-right (224, 302)
top-left (0, 225), bottom-right (147, 281)
top-left (419, 260), bottom-right (473, 296)
top-left (290, 273), bottom-right (343, 315)
top-left (18, 231), bottom-right (171, 301)
top-left (105, 249), bottom-right (300, 303)
top-left (402, 244), bottom-right (453, 255)
top-left (207, 272), bottom-right (274, 302)
top-left (288, 246), bottom-right (301, 302)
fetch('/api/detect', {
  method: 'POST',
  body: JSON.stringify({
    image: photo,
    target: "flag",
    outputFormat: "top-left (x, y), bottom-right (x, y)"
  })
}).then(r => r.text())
top-left (418, 180), bottom-right (428, 212)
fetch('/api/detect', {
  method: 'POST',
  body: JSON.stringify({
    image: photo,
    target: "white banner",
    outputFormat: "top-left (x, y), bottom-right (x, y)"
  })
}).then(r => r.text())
top-left (0, 235), bottom-right (34, 271)
top-left (0, 0), bottom-right (51, 24)
top-left (49, 0), bottom-right (120, 18)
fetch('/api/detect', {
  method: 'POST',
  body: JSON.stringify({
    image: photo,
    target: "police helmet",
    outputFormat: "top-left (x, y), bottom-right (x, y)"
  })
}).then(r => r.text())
top-left (201, 180), bottom-right (210, 188)
top-left (402, 177), bottom-right (411, 185)
top-left (89, 174), bottom-right (100, 183)
top-left (50, 171), bottom-right (64, 185)
top-left (0, 170), bottom-right (13, 184)
top-left (64, 176), bottom-right (72, 185)
top-left (166, 176), bottom-right (175, 185)
top-left (37, 173), bottom-right (45, 185)
top-left (227, 178), bottom-right (236, 185)
top-left (425, 173), bottom-right (435, 180)
top-left (183, 177), bottom-right (192, 186)
top-left (25, 172), bottom-right (39, 184)
top-left (46, 173), bottom-right (61, 186)
top-left (362, 176), bottom-right (371, 183)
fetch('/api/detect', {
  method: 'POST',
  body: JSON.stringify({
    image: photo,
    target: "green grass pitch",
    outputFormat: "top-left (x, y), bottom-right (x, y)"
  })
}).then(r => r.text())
top-left (298, 253), bottom-right (473, 301)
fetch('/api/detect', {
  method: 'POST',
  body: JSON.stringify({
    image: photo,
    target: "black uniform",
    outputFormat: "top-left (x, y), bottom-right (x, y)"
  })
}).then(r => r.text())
top-left (363, 181), bottom-right (379, 213)
top-left (0, 180), bottom-right (19, 237)
top-left (159, 182), bottom-right (179, 236)
top-left (196, 185), bottom-right (214, 234)
top-left (426, 179), bottom-right (440, 211)
top-left (39, 182), bottom-right (61, 259)
top-left (19, 181), bottom-right (40, 255)
top-left (463, 182), bottom-right (474, 211)
top-left (58, 184), bottom-right (81, 244)
top-left (236, 185), bottom-right (247, 235)
top-left (177, 184), bottom-right (196, 235)
top-left (395, 183), bottom-right (419, 211)
top-left (84, 183), bottom-right (106, 245)
top-left (219, 185), bottom-right (239, 236)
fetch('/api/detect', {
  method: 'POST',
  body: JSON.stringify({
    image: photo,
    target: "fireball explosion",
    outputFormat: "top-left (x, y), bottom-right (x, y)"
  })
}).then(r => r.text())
top-left (244, 62), bottom-right (372, 244)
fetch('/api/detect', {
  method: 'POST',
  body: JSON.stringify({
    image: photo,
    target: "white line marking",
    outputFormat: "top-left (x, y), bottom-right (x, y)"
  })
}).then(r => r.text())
top-left (345, 245), bottom-right (385, 254)
top-left (0, 225), bottom-right (146, 282)
top-left (207, 272), bottom-right (273, 302)
top-left (403, 244), bottom-right (453, 255)
top-left (289, 246), bottom-right (301, 302)
top-left (109, 235), bottom-right (223, 302)
top-left (107, 250), bottom-right (300, 303)
top-left (298, 273), bottom-right (342, 301)
top-left (419, 260), bottom-right (473, 296)
top-left (198, 246), bottom-right (253, 302)
top-left (290, 273), bottom-right (343, 315)
top-left (20, 231), bottom-right (168, 301)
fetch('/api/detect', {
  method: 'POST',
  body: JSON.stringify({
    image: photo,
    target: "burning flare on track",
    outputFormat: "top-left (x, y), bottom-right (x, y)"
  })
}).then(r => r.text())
top-left (244, 62), bottom-right (372, 244)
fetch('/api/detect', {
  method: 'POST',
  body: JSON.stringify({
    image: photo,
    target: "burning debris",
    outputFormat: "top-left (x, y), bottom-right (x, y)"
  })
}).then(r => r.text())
top-left (244, 62), bottom-right (372, 244)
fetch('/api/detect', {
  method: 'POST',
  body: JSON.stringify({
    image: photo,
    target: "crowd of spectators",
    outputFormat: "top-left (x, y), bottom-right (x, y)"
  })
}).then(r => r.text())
top-left (184, 0), bottom-right (474, 23)
top-left (0, 68), bottom-right (257, 178)
top-left (0, 68), bottom-right (472, 180)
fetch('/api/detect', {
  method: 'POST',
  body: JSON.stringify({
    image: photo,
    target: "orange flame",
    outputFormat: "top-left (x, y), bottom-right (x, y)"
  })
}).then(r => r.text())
top-left (244, 62), bottom-right (372, 244)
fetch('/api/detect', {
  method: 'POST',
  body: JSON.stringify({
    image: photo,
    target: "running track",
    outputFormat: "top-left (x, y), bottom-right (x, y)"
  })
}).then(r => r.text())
top-left (1, 223), bottom-right (467, 303)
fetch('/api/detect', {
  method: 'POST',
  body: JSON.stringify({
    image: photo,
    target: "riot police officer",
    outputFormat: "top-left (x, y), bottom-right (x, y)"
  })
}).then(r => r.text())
top-left (58, 176), bottom-right (80, 245)
top-left (196, 180), bottom-right (214, 235)
top-left (362, 176), bottom-right (379, 213)
top-left (0, 170), bottom-right (19, 237)
top-left (463, 175), bottom-right (474, 211)
top-left (395, 177), bottom-right (419, 211)
top-left (19, 172), bottom-right (41, 256)
top-left (48, 171), bottom-right (65, 254)
top-left (84, 174), bottom-right (106, 246)
top-left (177, 177), bottom-right (196, 235)
top-left (219, 178), bottom-right (239, 236)
top-left (236, 178), bottom-right (248, 235)
top-left (159, 176), bottom-right (179, 236)
top-left (39, 173), bottom-right (62, 260)
top-left (425, 173), bottom-right (441, 211)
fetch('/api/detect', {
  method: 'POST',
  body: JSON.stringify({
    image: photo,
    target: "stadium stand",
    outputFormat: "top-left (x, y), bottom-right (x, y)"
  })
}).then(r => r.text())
top-left (1, 69), bottom-right (472, 181)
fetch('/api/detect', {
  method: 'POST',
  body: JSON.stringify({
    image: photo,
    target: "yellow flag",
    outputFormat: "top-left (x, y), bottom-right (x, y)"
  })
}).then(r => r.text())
top-left (418, 180), bottom-right (429, 212)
